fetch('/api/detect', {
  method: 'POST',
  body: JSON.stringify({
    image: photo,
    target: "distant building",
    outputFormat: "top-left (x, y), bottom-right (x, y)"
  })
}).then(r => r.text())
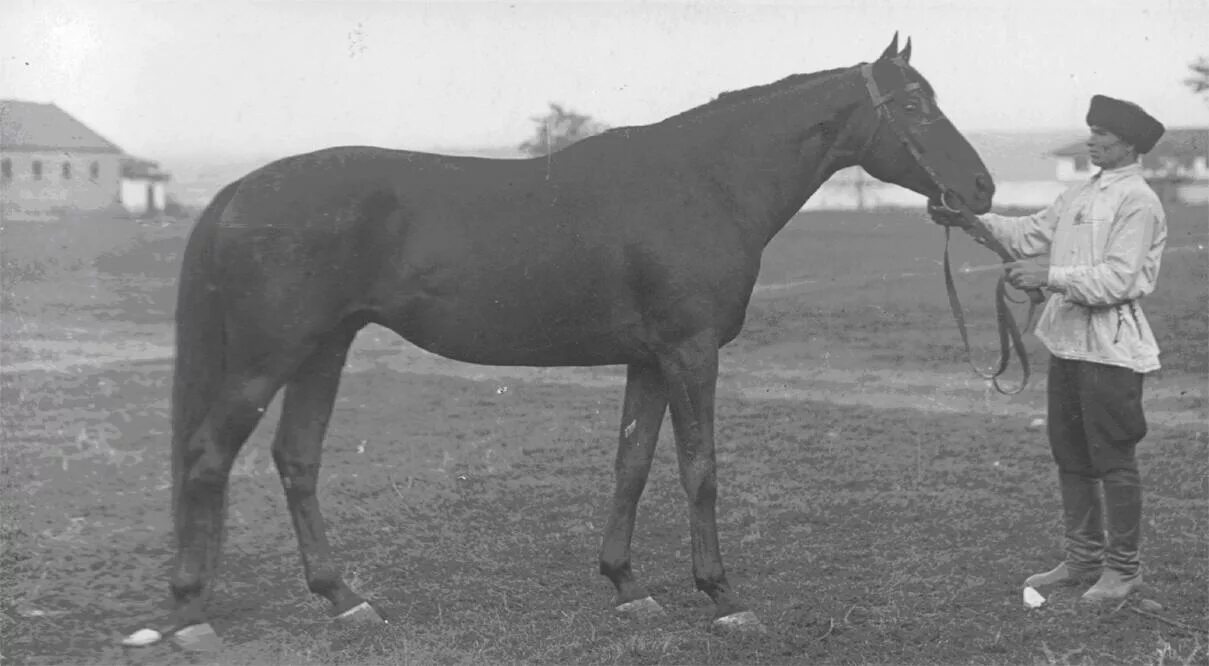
top-left (0, 99), bottom-right (171, 219)
top-left (120, 156), bottom-right (171, 215)
top-left (1051, 127), bottom-right (1209, 204)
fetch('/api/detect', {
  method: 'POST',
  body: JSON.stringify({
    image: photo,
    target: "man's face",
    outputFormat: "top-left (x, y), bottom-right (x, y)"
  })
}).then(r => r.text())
top-left (1086, 125), bottom-right (1136, 169)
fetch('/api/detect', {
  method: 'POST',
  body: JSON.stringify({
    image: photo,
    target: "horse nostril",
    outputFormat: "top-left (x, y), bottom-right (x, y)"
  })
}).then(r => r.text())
top-left (975, 174), bottom-right (994, 195)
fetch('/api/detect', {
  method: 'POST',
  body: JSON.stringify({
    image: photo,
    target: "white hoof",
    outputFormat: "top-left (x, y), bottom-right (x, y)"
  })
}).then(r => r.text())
top-left (712, 610), bottom-right (766, 633)
top-left (336, 601), bottom-right (386, 624)
top-left (121, 628), bottom-right (163, 647)
top-left (172, 623), bottom-right (221, 652)
top-left (614, 596), bottom-right (665, 619)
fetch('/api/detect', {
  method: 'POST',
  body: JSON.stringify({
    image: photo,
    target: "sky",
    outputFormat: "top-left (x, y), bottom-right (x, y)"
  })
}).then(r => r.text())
top-left (2, 0), bottom-right (1206, 162)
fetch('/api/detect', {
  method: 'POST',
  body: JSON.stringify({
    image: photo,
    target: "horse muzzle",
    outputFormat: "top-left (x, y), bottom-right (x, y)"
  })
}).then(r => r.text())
top-left (935, 174), bottom-right (993, 215)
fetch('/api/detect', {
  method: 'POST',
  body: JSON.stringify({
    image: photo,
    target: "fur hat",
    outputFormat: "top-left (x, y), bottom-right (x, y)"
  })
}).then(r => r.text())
top-left (1086, 95), bottom-right (1165, 154)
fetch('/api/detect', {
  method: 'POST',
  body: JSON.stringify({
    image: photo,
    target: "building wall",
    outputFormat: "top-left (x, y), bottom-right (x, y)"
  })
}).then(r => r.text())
top-left (0, 150), bottom-right (122, 215)
top-left (119, 179), bottom-right (167, 214)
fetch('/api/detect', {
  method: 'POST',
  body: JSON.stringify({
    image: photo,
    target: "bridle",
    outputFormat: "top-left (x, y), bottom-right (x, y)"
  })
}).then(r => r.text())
top-left (857, 59), bottom-right (1040, 395)
top-left (857, 59), bottom-right (964, 214)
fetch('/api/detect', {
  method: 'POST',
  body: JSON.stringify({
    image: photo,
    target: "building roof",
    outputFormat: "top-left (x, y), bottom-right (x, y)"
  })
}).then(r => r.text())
top-left (1051, 127), bottom-right (1208, 160)
top-left (0, 99), bottom-right (124, 153)
top-left (121, 156), bottom-right (171, 181)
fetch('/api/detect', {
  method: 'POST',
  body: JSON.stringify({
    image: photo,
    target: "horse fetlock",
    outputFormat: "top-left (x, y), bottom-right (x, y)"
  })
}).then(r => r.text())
top-left (169, 575), bottom-right (203, 603)
top-left (692, 568), bottom-right (728, 594)
top-left (598, 557), bottom-right (631, 581)
top-left (306, 569), bottom-right (346, 596)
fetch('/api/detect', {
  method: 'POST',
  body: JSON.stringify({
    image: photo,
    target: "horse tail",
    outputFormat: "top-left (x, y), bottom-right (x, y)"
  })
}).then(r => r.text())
top-left (171, 179), bottom-right (241, 516)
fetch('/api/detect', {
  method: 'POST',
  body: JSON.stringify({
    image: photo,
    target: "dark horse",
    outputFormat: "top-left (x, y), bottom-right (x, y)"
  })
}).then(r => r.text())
top-left (131, 35), bottom-right (994, 647)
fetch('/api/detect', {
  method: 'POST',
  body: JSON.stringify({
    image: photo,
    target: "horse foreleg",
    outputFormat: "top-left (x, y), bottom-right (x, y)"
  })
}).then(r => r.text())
top-left (270, 330), bottom-right (382, 623)
top-left (599, 361), bottom-right (668, 618)
top-left (659, 332), bottom-right (763, 632)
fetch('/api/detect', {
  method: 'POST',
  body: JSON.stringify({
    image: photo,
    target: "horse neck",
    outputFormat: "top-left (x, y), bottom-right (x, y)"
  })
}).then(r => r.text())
top-left (665, 69), bottom-right (868, 245)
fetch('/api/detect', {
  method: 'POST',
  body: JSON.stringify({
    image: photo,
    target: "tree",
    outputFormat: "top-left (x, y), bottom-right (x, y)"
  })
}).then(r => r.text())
top-left (518, 103), bottom-right (609, 157)
top-left (1184, 56), bottom-right (1209, 104)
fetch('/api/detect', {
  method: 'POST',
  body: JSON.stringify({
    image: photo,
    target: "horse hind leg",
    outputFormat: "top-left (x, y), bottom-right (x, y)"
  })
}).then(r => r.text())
top-left (166, 369), bottom-right (288, 647)
top-left (599, 361), bottom-right (669, 619)
top-left (270, 326), bottom-right (383, 624)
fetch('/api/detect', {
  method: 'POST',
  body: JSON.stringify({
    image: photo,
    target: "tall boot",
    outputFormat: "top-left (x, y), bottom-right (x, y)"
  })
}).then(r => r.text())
top-left (1082, 471), bottom-right (1142, 602)
top-left (1025, 472), bottom-right (1103, 587)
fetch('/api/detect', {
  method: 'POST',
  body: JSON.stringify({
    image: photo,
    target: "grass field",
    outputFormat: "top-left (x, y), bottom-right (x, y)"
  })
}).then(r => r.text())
top-left (1, 202), bottom-right (1206, 665)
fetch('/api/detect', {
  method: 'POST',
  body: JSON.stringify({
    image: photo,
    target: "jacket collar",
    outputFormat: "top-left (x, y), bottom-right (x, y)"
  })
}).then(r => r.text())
top-left (1093, 161), bottom-right (1143, 190)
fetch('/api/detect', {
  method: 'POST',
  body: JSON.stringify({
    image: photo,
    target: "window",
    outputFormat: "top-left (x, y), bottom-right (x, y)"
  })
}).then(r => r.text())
top-left (1, 158), bottom-right (10, 181)
top-left (62, 161), bottom-right (72, 180)
top-left (89, 161), bottom-right (100, 181)
top-left (32, 160), bottom-right (42, 180)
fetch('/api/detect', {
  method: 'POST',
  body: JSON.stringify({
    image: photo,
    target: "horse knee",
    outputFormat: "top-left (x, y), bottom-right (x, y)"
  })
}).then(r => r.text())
top-left (181, 448), bottom-right (236, 494)
top-left (680, 459), bottom-right (717, 503)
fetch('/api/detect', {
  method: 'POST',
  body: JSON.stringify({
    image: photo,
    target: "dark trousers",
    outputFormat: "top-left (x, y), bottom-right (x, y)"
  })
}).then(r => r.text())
top-left (1046, 356), bottom-right (1147, 575)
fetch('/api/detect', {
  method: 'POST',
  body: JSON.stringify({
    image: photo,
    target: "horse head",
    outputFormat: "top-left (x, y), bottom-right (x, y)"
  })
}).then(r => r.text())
top-left (854, 34), bottom-right (995, 214)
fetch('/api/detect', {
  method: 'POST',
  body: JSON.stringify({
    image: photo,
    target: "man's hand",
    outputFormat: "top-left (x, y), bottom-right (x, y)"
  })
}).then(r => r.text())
top-left (1006, 259), bottom-right (1049, 290)
top-left (927, 201), bottom-right (970, 227)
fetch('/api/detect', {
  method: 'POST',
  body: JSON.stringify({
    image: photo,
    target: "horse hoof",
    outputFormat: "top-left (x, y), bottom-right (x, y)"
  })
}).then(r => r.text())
top-left (711, 610), bottom-right (766, 634)
top-left (121, 628), bottom-right (163, 647)
top-left (614, 596), bottom-right (665, 619)
top-left (172, 623), bottom-right (221, 652)
top-left (335, 601), bottom-right (386, 625)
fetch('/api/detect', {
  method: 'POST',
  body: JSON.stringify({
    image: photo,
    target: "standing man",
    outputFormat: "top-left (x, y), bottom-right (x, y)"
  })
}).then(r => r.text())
top-left (931, 95), bottom-right (1166, 602)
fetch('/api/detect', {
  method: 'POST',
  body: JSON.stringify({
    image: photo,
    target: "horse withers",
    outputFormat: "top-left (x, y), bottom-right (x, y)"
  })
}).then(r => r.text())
top-left (126, 34), bottom-right (993, 649)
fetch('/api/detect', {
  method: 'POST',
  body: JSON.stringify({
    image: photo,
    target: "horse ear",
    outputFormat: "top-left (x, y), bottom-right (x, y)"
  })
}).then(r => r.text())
top-left (900, 37), bottom-right (912, 63)
top-left (879, 32), bottom-right (899, 61)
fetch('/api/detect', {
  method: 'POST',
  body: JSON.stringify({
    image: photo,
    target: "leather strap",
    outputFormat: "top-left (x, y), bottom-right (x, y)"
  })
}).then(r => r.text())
top-left (942, 225), bottom-right (1040, 394)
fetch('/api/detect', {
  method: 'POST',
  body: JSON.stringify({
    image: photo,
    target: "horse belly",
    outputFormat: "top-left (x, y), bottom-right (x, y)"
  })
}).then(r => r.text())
top-left (378, 287), bottom-right (645, 367)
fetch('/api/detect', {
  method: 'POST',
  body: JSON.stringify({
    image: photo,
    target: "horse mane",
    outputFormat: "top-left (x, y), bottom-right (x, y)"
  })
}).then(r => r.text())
top-left (659, 66), bottom-right (852, 124)
top-left (596, 61), bottom-right (936, 139)
top-left (665, 61), bottom-right (936, 121)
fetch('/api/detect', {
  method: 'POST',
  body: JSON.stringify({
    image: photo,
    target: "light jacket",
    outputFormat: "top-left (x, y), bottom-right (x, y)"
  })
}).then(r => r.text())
top-left (980, 162), bottom-right (1166, 373)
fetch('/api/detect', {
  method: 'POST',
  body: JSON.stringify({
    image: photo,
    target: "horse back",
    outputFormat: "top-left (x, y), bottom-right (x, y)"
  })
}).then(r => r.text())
top-left (209, 145), bottom-right (762, 365)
